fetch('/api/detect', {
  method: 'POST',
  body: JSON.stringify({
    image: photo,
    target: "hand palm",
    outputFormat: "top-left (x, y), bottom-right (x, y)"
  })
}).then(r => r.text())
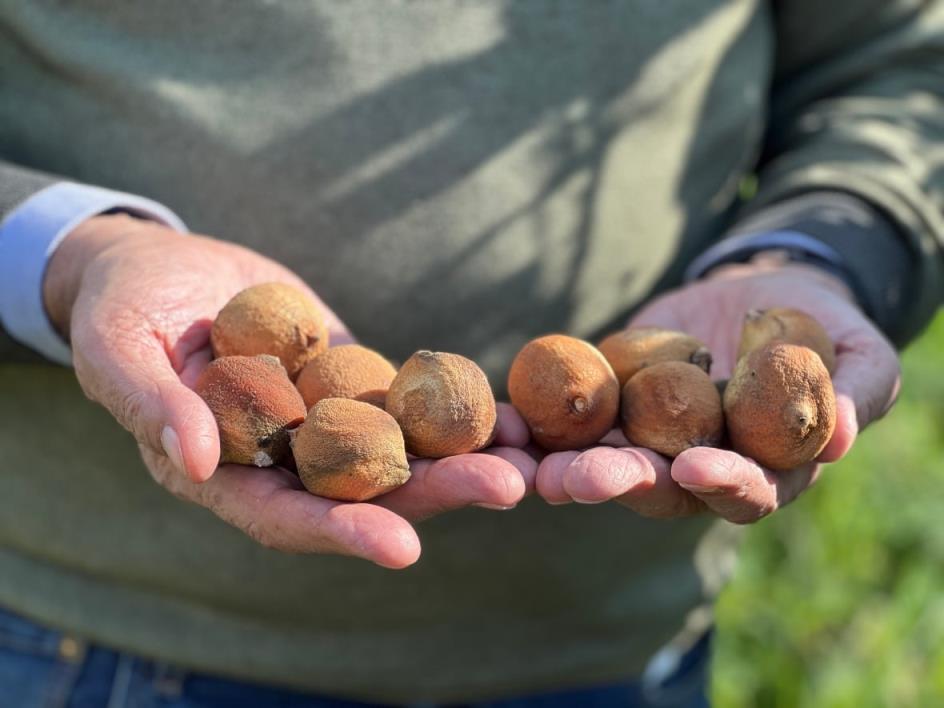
top-left (632, 266), bottom-right (861, 380)
top-left (68, 221), bottom-right (533, 569)
top-left (536, 264), bottom-right (900, 523)
top-left (74, 232), bottom-right (339, 378)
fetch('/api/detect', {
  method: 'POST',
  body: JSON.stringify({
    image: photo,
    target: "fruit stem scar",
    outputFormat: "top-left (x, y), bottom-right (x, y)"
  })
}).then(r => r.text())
top-left (253, 451), bottom-right (274, 467)
top-left (690, 346), bottom-right (713, 373)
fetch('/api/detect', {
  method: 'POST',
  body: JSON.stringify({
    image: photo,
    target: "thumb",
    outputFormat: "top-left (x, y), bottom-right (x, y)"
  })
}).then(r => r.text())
top-left (73, 327), bottom-right (220, 483)
top-left (818, 327), bottom-right (900, 463)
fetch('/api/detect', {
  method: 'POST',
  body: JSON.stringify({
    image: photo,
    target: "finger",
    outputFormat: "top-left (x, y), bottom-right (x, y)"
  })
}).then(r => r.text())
top-left (831, 330), bottom-right (900, 432)
top-left (615, 449), bottom-right (706, 519)
top-left (671, 447), bottom-right (818, 524)
top-left (214, 465), bottom-right (420, 568)
top-left (144, 448), bottom-right (421, 568)
top-left (816, 329), bottom-right (899, 463)
top-left (562, 447), bottom-right (649, 503)
top-left (535, 451), bottom-right (581, 505)
top-left (160, 317), bottom-right (213, 389)
top-left (178, 348), bottom-right (213, 390)
top-left (493, 403), bottom-right (530, 448)
top-left (486, 446), bottom-right (539, 496)
top-left (166, 318), bottom-right (213, 376)
top-left (376, 450), bottom-right (528, 521)
top-left (817, 394), bottom-right (858, 463)
top-left (560, 447), bottom-right (703, 518)
top-left (73, 317), bottom-right (220, 484)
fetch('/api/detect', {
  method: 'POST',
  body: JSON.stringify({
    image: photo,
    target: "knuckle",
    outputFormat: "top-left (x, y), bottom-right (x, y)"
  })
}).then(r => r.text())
top-left (115, 388), bottom-right (152, 439)
top-left (244, 519), bottom-right (275, 549)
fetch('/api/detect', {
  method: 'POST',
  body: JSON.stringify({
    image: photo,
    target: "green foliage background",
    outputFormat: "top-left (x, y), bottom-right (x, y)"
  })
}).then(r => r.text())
top-left (712, 312), bottom-right (944, 707)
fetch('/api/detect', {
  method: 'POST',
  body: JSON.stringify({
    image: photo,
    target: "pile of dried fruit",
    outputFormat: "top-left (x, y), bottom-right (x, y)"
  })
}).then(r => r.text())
top-left (509, 309), bottom-right (836, 471)
top-left (195, 283), bottom-right (497, 502)
top-left (195, 283), bottom-right (837, 504)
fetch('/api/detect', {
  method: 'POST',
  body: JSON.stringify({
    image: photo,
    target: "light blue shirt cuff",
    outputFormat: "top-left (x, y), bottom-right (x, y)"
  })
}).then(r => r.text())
top-left (683, 230), bottom-right (848, 282)
top-left (0, 182), bottom-right (186, 365)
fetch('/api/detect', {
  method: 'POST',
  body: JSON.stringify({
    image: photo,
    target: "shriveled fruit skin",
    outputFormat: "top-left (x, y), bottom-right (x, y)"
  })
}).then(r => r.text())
top-left (724, 342), bottom-right (837, 471)
top-left (386, 351), bottom-right (497, 458)
top-left (738, 308), bottom-right (836, 373)
top-left (292, 398), bottom-right (411, 502)
top-left (621, 361), bottom-right (724, 458)
top-left (598, 327), bottom-right (711, 387)
top-left (211, 282), bottom-right (329, 379)
top-left (195, 355), bottom-right (307, 467)
top-left (295, 344), bottom-right (397, 409)
top-left (508, 335), bottom-right (619, 451)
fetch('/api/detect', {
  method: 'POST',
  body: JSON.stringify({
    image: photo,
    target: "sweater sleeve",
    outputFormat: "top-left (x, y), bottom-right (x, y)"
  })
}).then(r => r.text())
top-left (0, 161), bottom-right (185, 365)
top-left (735, 0), bottom-right (944, 345)
top-left (0, 162), bottom-right (59, 363)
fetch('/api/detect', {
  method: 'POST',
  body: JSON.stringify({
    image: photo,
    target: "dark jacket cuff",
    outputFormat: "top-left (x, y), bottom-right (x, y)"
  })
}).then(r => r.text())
top-left (689, 192), bottom-right (917, 344)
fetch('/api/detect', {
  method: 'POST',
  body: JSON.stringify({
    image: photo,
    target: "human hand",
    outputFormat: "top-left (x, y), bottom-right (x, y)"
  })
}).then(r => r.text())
top-left (45, 214), bottom-right (533, 567)
top-left (535, 260), bottom-right (900, 523)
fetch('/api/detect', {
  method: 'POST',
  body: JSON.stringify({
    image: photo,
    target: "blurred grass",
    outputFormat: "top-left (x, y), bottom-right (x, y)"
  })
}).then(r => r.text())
top-left (712, 310), bottom-right (944, 708)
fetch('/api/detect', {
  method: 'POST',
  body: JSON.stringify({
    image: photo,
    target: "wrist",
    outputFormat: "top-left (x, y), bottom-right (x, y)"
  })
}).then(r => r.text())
top-left (705, 252), bottom-right (858, 304)
top-left (43, 213), bottom-right (165, 338)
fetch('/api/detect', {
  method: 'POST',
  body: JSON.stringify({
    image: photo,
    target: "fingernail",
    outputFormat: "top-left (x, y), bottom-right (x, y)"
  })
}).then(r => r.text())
top-left (679, 483), bottom-right (725, 495)
top-left (571, 497), bottom-right (606, 505)
top-left (474, 503), bottom-right (515, 511)
top-left (161, 426), bottom-right (186, 475)
top-left (546, 500), bottom-right (573, 506)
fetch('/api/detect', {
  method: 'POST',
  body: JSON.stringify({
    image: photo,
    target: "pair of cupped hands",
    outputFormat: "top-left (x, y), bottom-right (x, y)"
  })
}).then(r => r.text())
top-left (44, 214), bottom-right (901, 569)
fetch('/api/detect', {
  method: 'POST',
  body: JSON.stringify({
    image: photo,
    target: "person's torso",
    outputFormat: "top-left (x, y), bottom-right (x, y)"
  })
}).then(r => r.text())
top-left (0, 1), bottom-right (764, 700)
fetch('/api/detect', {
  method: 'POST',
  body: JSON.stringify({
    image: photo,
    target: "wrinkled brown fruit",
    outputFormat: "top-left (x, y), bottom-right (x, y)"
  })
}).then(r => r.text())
top-left (724, 342), bottom-right (837, 471)
top-left (508, 335), bottom-right (619, 451)
top-left (598, 327), bottom-right (711, 387)
top-left (291, 398), bottom-right (411, 502)
top-left (738, 308), bottom-right (836, 374)
top-left (295, 344), bottom-right (397, 410)
top-left (621, 361), bottom-right (724, 458)
top-left (195, 355), bottom-right (307, 467)
top-left (386, 351), bottom-right (497, 458)
top-left (211, 282), bottom-right (329, 379)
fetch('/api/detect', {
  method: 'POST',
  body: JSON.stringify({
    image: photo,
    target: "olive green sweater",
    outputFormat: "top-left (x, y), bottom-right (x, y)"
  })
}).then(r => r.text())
top-left (1, 1), bottom-right (942, 702)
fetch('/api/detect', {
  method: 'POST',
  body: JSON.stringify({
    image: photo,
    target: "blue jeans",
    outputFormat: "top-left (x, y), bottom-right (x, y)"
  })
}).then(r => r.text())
top-left (0, 606), bottom-right (710, 708)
